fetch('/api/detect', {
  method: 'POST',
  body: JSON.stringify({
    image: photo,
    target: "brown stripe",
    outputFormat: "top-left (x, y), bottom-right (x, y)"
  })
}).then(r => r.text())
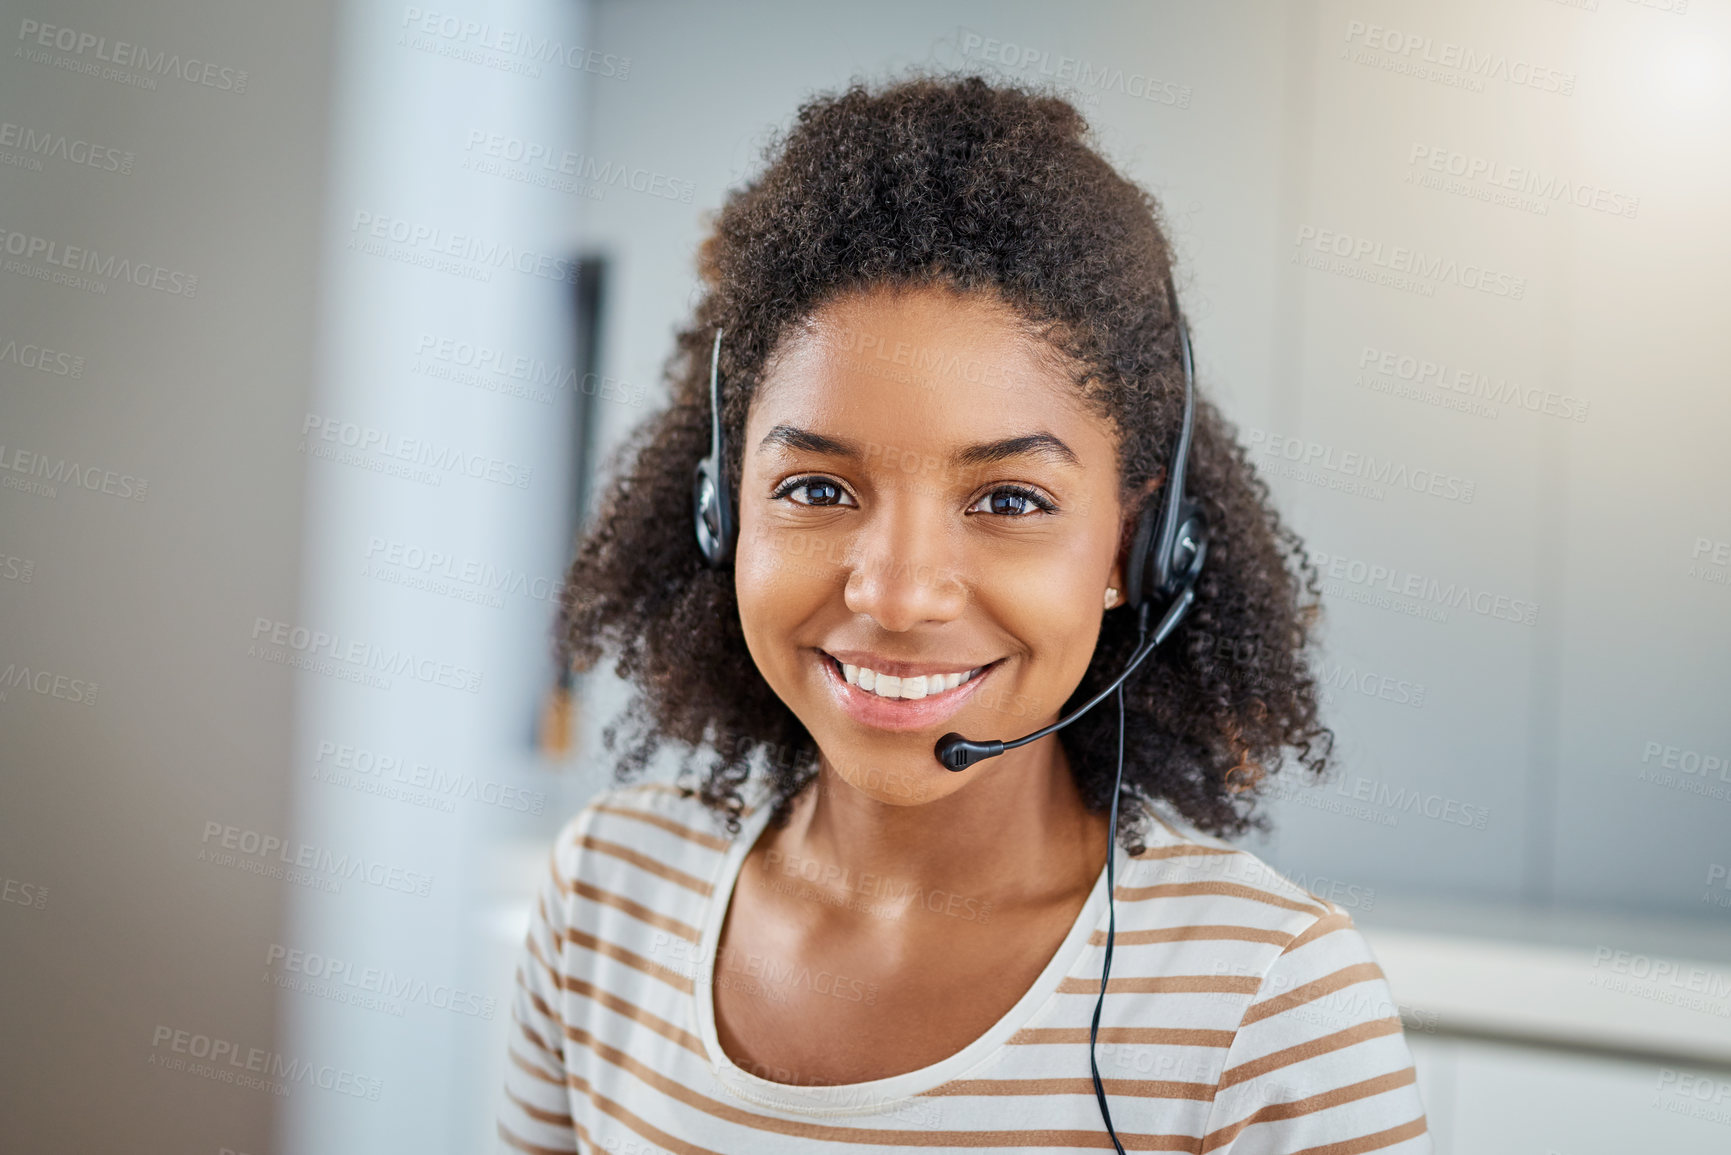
top-left (497, 1118), bottom-right (577, 1155)
top-left (1113, 880), bottom-right (1324, 915)
top-left (1241, 962), bottom-right (1386, 1026)
top-left (566, 1023), bottom-right (1204, 1149)
top-left (504, 1084), bottom-right (575, 1129)
top-left (1131, 844), bottom-right (1238, 860)
top-left (618, 782), bottom-right (690, 796)
top-left (559, 873), bottom-right (703, 942)
top-left (563, 926), bottom-right (696, 994)
top-left (1200, 1068), bottom-right (1417, 1152)
top-left (520, 933), bottom-right (563, 991)
top-left (524, 938), bottom-right (707, 1057)
top-left (508, 1018), bottom-right (564, 1073)
top-left (606, 780), bottom-right (765, 818)
top-left (527, 976), bottom-right (705, 1062)
top-left (580, 833), bottom-right (715, 895)
top-left (556, 903), bottom-right (696, 995)
top-left (1290, 1116), bottom-right (1429, 1155)
top-left (591, 801), bottom-right (733, 852)
top-left (1218, 1018), bottom-right (1405, 1088)
top-left (1088, 924), bottom-right (1291, 947)
top-left (507, 1043), bottom-right (564, 1086)
top-left (1058, 974), bottom-right (1262, 996)
top-left (1285, 911), bottom-right (1353, 953)
top-left (1009, 1026), bottom-right (1237, 1048)
top-left (568, 1069), bottom-right (729, 1155)
top-left (1146, 811), bottom-right (1192, 842)
top-left (928, 1076), bottom-right (1214, 1102)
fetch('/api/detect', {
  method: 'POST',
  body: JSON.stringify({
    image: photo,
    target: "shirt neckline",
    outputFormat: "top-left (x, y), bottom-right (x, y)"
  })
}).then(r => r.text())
top-left (692, 791), bottom-right (1124, 1116)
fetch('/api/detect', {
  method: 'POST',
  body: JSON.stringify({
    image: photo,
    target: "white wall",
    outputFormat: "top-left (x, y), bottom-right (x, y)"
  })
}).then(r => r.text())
top-left (277, 1), bottom-right (597, 1152)
top-left (1, 1), bottom-right (598, 1152)
top-left (1, 1), bottom-right (337, 1150)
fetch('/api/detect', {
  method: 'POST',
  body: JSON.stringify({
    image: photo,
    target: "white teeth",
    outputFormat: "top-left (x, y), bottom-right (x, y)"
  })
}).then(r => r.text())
top-left (832, 658), bottom-right (984, 700)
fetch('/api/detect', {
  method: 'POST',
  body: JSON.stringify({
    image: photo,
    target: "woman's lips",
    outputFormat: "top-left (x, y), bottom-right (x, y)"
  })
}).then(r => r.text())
top-left (816, 650), bottom-right (998, 734)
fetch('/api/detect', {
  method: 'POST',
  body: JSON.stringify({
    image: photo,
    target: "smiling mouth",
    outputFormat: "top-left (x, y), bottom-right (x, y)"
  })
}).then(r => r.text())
top-left (820, 653), bottom-right (994, 702)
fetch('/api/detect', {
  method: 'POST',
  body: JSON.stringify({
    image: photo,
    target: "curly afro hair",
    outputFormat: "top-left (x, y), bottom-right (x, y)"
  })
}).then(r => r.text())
top-left (555, 71), bottom-right (1333, 851)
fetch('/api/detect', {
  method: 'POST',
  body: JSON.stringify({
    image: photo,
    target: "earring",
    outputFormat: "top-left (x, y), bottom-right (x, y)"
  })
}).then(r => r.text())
top-left (1104, 587), bottom-right (1120, 610)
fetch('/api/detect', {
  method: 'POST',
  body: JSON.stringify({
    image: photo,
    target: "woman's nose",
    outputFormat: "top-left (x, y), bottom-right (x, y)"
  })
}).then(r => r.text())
top-left (841, 497), bottom-right (968, 632)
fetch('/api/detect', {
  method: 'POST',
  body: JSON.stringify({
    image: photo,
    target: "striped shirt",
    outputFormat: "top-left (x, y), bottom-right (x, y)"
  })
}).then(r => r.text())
top-left (499, 781), bottom-right (1432, 1153)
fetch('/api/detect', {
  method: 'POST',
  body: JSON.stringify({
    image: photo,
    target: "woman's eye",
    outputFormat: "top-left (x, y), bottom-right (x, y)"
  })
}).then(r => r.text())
top-left (776, 478), bottom-right (856, 507)
top-left (969, 485), bottom-right (1056, 517)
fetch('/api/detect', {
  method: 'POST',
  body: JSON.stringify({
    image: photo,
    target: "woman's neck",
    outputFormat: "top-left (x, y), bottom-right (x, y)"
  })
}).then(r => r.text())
top-left (770, 738), bottom-right (1112, 915)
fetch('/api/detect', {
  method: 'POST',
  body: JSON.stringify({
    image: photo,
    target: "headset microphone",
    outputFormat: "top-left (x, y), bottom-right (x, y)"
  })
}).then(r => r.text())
top-left (932, 576), bottom-right (1200, 771)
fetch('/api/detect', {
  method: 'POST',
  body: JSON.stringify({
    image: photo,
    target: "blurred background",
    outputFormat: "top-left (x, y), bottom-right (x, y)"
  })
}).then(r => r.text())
top-left (2, 0), bottom-right (1728, 1152)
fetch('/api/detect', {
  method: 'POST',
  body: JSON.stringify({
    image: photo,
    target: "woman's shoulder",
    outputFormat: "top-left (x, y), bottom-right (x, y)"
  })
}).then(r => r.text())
top-left (1120, 799), bottom-right (1367, 951)
top-left (546, 778), bottom-right (757, 881)
top-left (1116, 803), bottom-right (1416, 1081)
top-left (1119, 809), bottom-right (1427, 1146)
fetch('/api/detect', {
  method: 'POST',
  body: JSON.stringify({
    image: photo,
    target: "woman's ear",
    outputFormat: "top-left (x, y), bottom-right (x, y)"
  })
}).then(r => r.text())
top-left (1106, 555), bottom-right (1128, 609)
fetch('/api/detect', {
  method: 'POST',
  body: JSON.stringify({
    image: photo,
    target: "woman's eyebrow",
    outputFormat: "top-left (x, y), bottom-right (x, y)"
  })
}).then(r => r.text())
top-left (953, 432), bottom-right (1079, 468)
top-left (757, 424), bottom-right (1080, 468)
top-left (757, 424), bottom-right (856, 457)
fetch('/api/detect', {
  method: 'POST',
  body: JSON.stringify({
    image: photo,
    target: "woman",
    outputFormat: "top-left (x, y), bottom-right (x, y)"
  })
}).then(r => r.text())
top-left (499, 73), bottom-right (1431, 1154)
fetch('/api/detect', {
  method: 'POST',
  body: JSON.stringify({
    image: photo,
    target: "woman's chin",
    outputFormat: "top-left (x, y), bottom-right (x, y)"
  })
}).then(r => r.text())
top-left (809, 739), bottom-right (968, 807)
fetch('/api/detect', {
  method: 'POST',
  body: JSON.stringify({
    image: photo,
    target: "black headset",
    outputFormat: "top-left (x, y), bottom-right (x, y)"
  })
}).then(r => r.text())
top-left (693, 326), bottom-right (736, 568)
top-left (690, 288), bottom-right (1208, 1153)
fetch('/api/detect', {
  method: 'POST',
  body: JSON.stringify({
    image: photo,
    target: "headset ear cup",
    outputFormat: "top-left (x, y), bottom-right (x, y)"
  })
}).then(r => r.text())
top-left (692, 327), bottom-right (735, 567)
top-left (1124, 499), bottom-right (1160, 611)
top-left (692, 459), bottom-right (729, 567)
top-left (692, 461), bottom-right (715, 565)
top-left (1171, 504), bottom-right (1207, 589)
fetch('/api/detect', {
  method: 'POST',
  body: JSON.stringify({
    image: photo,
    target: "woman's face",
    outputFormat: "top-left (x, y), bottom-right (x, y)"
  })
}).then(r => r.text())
top-left (735, 284), bottom-right (1128, 806)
